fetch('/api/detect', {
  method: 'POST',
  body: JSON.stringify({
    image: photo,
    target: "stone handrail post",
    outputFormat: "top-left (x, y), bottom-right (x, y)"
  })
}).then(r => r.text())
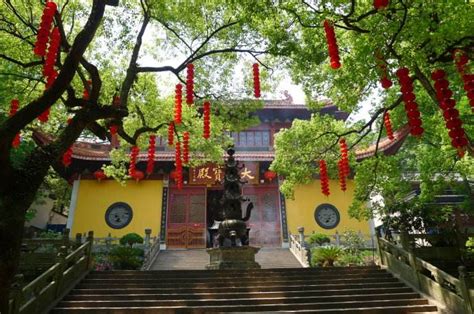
top-left (144, 228), bottom-right (152, 252)
top-left (105, 233), bottom-right (112, 251)
top-left (458, 266), bottom-right (474, 314)
top-left (75, 233), bottom-right (82, 247)
top-left (9, 274), bottom-right (24, 314)
top-left (400, 229), bottom-right (410, 250)
top-left (297, 227), bottom-right (305, 246)
top-left (54, 246), bottom-right (68, 297)
top-left (62, 228), bottom-right (70, 247)
top-left (334, 231), bottom-right (340, 246)
top-left (86, 231), bottom-right (94, 270)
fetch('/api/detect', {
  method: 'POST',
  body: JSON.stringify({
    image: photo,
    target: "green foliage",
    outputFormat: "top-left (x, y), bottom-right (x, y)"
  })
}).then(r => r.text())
top-left (37, 230), bottom-right (62, 239)
top-left (307, 233), bottom-right (331, 247)
top-left (336, 250), bottom-right (375, 267)
top-left (341, 230), bottom-right (365, 255)
top-left (109, 246), bottom-right (144, 270)
top-left (119, 233), bottom-right (144, 247)
top-left (310, 246), bottom-right (343, 267)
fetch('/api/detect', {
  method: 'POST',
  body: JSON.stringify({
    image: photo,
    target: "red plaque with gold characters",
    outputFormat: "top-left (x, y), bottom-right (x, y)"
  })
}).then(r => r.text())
top-left (190, 162), bottom-right (259, 185)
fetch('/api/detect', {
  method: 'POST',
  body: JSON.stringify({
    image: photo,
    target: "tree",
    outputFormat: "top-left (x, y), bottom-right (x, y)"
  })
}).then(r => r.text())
top-left (269, 1), bottom-right (473, 220)
top-left (0, 0), bottom-right (273, 309)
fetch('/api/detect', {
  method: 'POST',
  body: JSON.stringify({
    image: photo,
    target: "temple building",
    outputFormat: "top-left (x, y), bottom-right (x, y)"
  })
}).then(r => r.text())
top-left (34, 95), bottom-right (409, 249)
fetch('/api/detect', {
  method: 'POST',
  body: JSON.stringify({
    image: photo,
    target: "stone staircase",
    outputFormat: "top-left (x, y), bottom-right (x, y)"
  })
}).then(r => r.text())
top-left (150, 248), bottom-right (302, 270)
top-left (51, 266), bottom-right (438, 313)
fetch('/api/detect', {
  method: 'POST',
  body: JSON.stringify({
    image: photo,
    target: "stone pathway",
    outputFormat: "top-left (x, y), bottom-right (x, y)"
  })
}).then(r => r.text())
top-left (150, 247), bottom-right (303, 270)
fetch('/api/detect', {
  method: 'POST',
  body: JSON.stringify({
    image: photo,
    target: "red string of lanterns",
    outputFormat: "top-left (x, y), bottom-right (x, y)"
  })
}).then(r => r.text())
top-left (374, 0), bottom-right (390, 10)
top-left (9, 99), bottom-right (21, 148)
top-left (337, 160), bottom-right (346, 192)
top-left (186, 63), bottom-right (194, 105)
top-left (93, 169), bottom-right (107, 181)
top-left (34, 1), bottom-right (57, 57)
top-left (83, 80), bottom-right (92, 100)
top-left (43, 27), bottom-right (60, 82)
top-left (338, 139), bottom-right (350, 191)
top-left (253, 63), bottom-right (261, 98)
top-left (396, 67), bottom-right (424, 137)
top-left (109, 95), bottom-right (120, 136)
top-left (319, 159), bottom-right (330, 196)
top-left (323, 20), bottom-right (341, 70)
top-left (62, 146), bottom-right (73, 167)
top-left (375, 52), bottom-right (392, 89)
top-left (431, 69), bottom-right (469, 156)
top-left (146, 135), bottom-right (156, 175)
top-left (183, 131), bottom-right (190, 164)
top-left (453, 50), bottom-right (474, 112)
top-left (203, 101), bottom-right (211, 139)
top-left (175, 141), bottom-right (183, 189)
top-left (383, 111), bottom-right (395, 141)
top-left (128, 145), bottom-right (144, 181)
top-left (168, 123), bottom-right (174, 146)
top-left (174, 83), bottom-right (183, 124)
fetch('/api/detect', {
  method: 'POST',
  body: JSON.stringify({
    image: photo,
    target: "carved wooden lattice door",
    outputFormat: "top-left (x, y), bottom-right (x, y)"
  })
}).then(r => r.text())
top-left (167, 188), bottom-right (206, 249)
top-left (244, 187), bottom-right (281, 247)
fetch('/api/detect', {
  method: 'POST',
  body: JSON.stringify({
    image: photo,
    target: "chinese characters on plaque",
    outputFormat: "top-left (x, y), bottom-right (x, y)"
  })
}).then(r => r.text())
top-left (190, 162), bottom-right (259, 185)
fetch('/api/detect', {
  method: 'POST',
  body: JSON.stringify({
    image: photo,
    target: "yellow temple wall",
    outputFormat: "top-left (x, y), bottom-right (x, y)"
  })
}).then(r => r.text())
top-left (285, 179), bottom-right (369, 236)
top-left (70, 179), bottom-right (163, 239)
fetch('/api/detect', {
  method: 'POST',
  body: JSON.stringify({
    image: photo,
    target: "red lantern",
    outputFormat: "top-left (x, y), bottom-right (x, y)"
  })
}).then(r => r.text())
top-left (146, 135), bottom-right (156, 175)
top-left (83, 80), bottom-right (92, 100)
top-left (339, 138), bottom-right (350, 177)
top-left (186, 63), bottom-right (194, 105)
top-left (453, 50), bottom-right (474, 112)
top-left (253, 63), bottom-right (261, 98)
top-left (183, 131), bottom-right (190, 164)
top-left (374, 0), bottom-right (390, 10)
top-left (263, 170), bottom-right (277, 182)
top-left (38, 108), bottom-right (50, 123)
top-left (109, 125), bottom-right (118, 135)
top-left (128, 145), bottom-right (139, 177)
top-left (319, 160), bottom-right (330, 196)
top-left (337, 159), bottom-right (347, 192)
top-left (383, 111), bottom-right (395, 141)
top-left (175, 142), bottom-right (183, 189)
top-left (9, 99), bottom-right (21, 148)
top-left (323, 20), bottom-right (341, 69)
top-left (396, 67), bottom-right (424, 137)
top-left (169, 169), bottom-right (178, 181)
top-left (375, 52), bottom-right (392, 89)
top-left (131, 170), bottom-right (144, 182)
top-left (94, 170), bottom-right (107, 181)
top-left (33, 1), bottom-right (57, 57)
top-left (203, 101), bottom-right (211, 139)
top-left (431, 69), bottom-right (469, 155)
top-left (168, 123), bottom-right (174, 146)
top-left (43, 27), bottom-right (61, 81)
top-left (174, 83), bottom-right (183, 124)
top-left (62, 146), bottom-right (73, 167)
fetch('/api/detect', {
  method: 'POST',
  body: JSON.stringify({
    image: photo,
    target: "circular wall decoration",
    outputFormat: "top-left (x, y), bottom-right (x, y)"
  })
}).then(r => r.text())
top-left (105, 202), bottom-right (133, 229)
top-left (314, 203), bottom-right (340, 229)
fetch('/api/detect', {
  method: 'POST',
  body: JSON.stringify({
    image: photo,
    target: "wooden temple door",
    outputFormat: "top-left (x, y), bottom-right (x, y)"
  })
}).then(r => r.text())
top-left (244, 187), bottom-right (281, 247)
top-left (166, 188), bottom-right (206, 249)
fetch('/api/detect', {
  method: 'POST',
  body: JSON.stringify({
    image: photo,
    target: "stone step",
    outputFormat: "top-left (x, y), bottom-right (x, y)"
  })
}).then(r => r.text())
top-left (71, 281), bottom-right (407, 295)
top-left (52, 299), bottom-right (434, 313)
top-left (64, 289), bottom-right (417, 301)
top-left (77, 277), bottom-right (400, 289)
top-left (83, 272), bottom-right (392, 283)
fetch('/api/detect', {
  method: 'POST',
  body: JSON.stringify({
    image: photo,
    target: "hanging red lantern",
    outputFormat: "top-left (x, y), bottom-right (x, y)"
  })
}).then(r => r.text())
top-left (131, 170), bottom-right (144, 182)
top-left (174, 83), bottom-right (183, 124)
top-left (169, 169), bottom-right (178, 181)
top-left (43, 27), bottom-right (61, 82)
top-left (319, 160), bottom-right (330, 196)
top-left (339, 138), bottom-right (350, 177)
top-left (323, 20), bottom-right (341, 69)
top-left (186, 63), bottom-right (194, 105)
top-left (34, 1), bottom-right (57, 57)
top-left (109, 125), bottom-right (118, 135)
top-left (175, 141), bottom-right (183, 189)
top-left (83, 80), bottom-right (92, 100)
top-left (337, 159), bottom-right (347, 192)
top-left (396, 67), bottom-right (424, 137)
top-left (94, 170), bottom-right (107, 181)
top-left (203, 101), bottom-right (211, 139)
top-left (38, 108), bottom-right (50, 123)
top-left (146, 135), bottom-right (156, 175)
top-left (12, 134), bottom-right (21, 148)
top-left (9, 99), bottom-right (21, 147)
top-left (128, 145), bottom-right (139, 177)
top-left (431, 69), bottom-right (469, 155)
top-left (374, 0), bottom-right (390, 10)
top-left (453, 50), bottom-right (474, 112)
top-left (383, 111), bottom-right (395, 141)
top-left (253, 63), bottom-right (261, 98)
top-left (62, 146), bottom-right (73, 167)
top-left (168, 123), bottom-right (174, 146)
top-left (263, 170), bottom-right (277, 182)
top-left (183, 131), bottom-right (190, 164)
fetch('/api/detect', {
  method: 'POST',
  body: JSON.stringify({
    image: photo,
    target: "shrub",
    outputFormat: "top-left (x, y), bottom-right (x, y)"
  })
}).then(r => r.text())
top-left (307, 233), bottom-right (331, 247)
top-left (311, 246), bottom-right (343, 267)
top-left (109, 246), bottom-right (144, 270)
top-left (120, 233), bottom-right (144, 247)
top-left (341, 230), bottom-right (365, 254)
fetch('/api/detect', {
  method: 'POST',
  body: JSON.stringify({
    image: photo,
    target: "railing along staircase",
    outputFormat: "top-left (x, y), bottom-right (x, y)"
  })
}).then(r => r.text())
top-left (8, 231), bottom-right (94, 314)
top-left (377, 231), bottom-right (474, 313)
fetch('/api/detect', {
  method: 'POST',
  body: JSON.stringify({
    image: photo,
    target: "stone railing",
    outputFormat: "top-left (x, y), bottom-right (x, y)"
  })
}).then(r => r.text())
top-left (142, 229), bottom-right (161, 270)
top-left (9, 231), bottom-right (94, 314)
top-left (289, 227), bottom-right (310, 267)
top-left (377, 235), bottom-right (474, 313)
